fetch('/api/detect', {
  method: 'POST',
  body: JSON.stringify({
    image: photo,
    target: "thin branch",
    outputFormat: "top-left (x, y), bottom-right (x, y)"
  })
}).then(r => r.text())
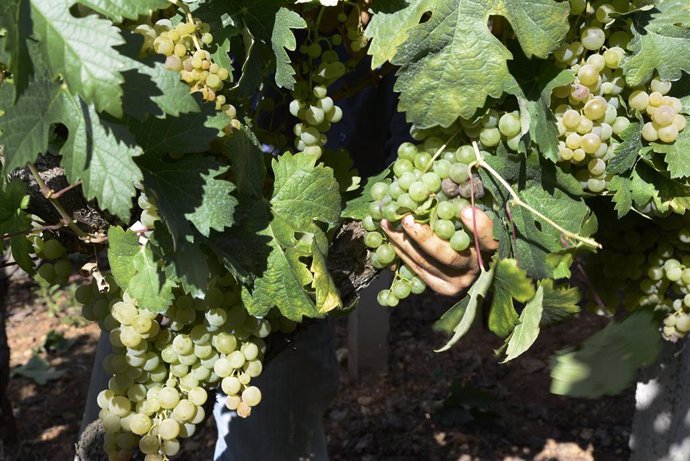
top-left (0, 223), bottom-right (66, 241)
top-left (27, 163), bottom-right (88, 239)
top-left (470, 142), bottom-right (601, 250)
top-left (50, 180), bottom-right (82, 200)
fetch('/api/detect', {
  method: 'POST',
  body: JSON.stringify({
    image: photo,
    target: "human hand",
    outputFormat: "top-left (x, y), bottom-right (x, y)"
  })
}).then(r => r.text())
top-left (381, 206), bottom-right (498, 297)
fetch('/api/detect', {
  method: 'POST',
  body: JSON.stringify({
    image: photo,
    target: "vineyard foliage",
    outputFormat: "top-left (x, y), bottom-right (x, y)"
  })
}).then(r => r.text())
top-left (0, 0), bottom-right (689, 458)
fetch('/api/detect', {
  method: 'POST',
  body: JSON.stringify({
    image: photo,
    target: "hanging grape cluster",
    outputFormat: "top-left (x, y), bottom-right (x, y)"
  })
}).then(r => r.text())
top-left (552, 0), bottom-right (685, 193)
top-left (134, 17), bottom-right (239, 129)
top-left (31, 236), bottom-right (72, 286)
top-left (78, 273), bottom-right (295, 461)
top-left (289, 27), bottom-right (347, 159)
top-left (585, 213), bottom-right (690, 342)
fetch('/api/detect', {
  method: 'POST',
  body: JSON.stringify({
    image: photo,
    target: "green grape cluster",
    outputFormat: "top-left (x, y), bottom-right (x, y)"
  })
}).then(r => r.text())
top-left (78, 274), bottom-right (296, 461)
top-left (30, 236), bottom-right (72, 286)
top-left (552, 1), bottom-right (686, 193)
top-left (135, 19), bottom-right (233, 112)
top-left (586, 214), bottom-right (690, 342)
top-left (289, 34), bottom-right (346, 159)
top-left (360, 136), bottom-right (490, 306)
top-left (630, 83), bottom-right (686, 143)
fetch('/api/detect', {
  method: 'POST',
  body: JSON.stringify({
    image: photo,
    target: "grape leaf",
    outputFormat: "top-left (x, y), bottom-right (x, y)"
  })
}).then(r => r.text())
top-left (138, 154), bottom-right (237, 244)
top-left (1, 73), bottom-right (142, 219)
top-left (651, 116), bottom-right (690, 179)
top-left (488, 258), bottom-right (535, 338)
top-left (434, 261), bottom-right (496, 352)
top-left (60, 102), bottom-right (143, 221)
top-left (365, 0), bottom-right (435, 69)
top-left (76, 0), bottom-right (169, 22)
top-left (550, 309), bottom-right (662, 398)
top-left (271, 7), bottom-right (306, 89)
top-left (608, 176), bottom-right (634, 217)
top-left (342, 167), bottom-right (391, 220)
top-left (393, 0), bottom-right (570, 127)
top-left (502, 285), bottom-right (543, 362)
top-left (121, 61), bottom-right (201, 119)
top-left (224, 127), bottom-right (267, 199)
top-left (0, 0), bottom-right (33, 96)
top-left (206, 199), bottom-right (271, 283)
top-left (30, 0), bottom-right (131, 117)
top-left (127, 108), bottom-right (229, 155)
top-left (623, 3), bottom-right (690, 87)
top-left (539, 279), bottom-right (580, 326)
top-left (507, 49), bottom-right (574, 163)
top-left (0, 181), bottom-right (33, 273)
top-left (509, 186), bottom-right (596, 279)
top-left (107, 226), bottom-right (176, 312)
top-left (241, 152), bottom-right (342, 320)
top-left (607, 121), bottom-right (643, 175)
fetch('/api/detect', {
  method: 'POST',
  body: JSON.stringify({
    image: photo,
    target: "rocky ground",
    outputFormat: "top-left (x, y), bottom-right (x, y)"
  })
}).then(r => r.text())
top-left (1, 274), bottom-right (634, 461)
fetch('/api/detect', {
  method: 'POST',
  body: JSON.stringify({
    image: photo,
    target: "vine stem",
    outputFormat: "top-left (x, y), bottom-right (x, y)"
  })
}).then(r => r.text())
top-left (470, 142), bottom-right (602, 250)
top-left (27, 163), bottom-right (88, 239)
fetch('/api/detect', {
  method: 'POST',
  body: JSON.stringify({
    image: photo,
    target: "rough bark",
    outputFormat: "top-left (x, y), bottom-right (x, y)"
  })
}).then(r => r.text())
top-left (0, 260), bottom-right (18, 456)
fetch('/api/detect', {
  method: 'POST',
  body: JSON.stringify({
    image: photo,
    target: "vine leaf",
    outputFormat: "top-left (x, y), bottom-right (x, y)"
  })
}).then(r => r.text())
top-left (607, 121), bottom-right (643, 175)
top-left (550, 309), bottom-right (662, 398)
top-left (488, 258), bottom-right (535, 338)
top-left (623, 1), bottom-right (690, 86)
top-left (540, 279), bottom-right (580, 326)
top-left (502, 284), bottom-right (544, 362)
top-left (0, 181), bottom-right (33, 274)
top-left (506, 186), bottom-right (596, 279)
top-left (76, 0), bottom-right (169, 22)
top-left (241, 152), bottom-right (342, 321)
top-left (108, 227), bottom-right (176, 312)
top-left (30, 0), bottom-right (130, 117)
top-left (138, 154), bottom-right (238, 245)
top-left (271, 7), bottom-right (306, 89)
top-left (1, 74), bottom-right (142, 220)
top-left (393, 0), bottom-right (569, 127)
top-left (433, 261), bottom-right (496, 352)
top-left (0, 0), bottom-right (33, 96)
top-left (122, 56), bottom-right (201, 119)
top-left (651, 115), bottom-right (690, 179)
top-left (126, 108), bottom-right (229, 155)
top-left (365, 0), bottom-right (435, 69)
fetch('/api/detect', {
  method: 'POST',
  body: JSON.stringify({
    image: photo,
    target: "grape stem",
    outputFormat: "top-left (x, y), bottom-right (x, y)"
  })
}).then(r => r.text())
top-left (421, 129), bottom-right (462, 175)
top-left (170, 0), bottom-right (202, 51)
top-left (469, 142), bottom-right (602, 250)
top-left (0, 223), bottom-right (67, 241)
top-left (27, 163), bottom-right (89, 239)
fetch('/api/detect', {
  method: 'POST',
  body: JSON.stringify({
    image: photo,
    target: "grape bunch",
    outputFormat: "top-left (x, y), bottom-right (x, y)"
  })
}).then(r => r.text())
top-left (134, 18), bottom-right (239, 129)
top-left (30, 236), bottom-right (72, 286)
top-left (585, 213), bottom-right (690, 342)
top-left (78, 273), bottom-right (295, 461)
top-left (360, 136), bottom-right (490, 306)
top-left (289, 34), bottom-right (346, 159)
top-left (552, 1), bottom-right (686, 193)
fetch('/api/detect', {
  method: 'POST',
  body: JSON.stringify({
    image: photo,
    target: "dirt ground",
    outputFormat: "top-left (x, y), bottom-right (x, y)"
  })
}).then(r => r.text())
top-left (1, 274), bottom-right (634, 461)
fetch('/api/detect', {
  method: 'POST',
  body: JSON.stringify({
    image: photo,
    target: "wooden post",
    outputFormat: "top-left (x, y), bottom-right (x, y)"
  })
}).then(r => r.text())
top-left (347, 271), bottom-right (392, 382)
top-left (630, 339), bottom-right (690, 461)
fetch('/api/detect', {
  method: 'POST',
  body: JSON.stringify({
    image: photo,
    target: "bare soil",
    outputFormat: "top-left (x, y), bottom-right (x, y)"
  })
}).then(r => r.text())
top-left (1, 278), bottom-right (634, 461)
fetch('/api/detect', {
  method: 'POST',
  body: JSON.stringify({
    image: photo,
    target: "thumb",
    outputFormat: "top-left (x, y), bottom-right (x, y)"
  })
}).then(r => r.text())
top-left (460, 206), bottom-right (499, 252)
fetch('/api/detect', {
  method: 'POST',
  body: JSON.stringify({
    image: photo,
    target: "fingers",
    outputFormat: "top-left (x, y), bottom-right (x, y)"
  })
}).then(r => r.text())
top-left (381, 220), bottom-right (453, 280)
top-left (389, 238), bottom-right (478, 297)
top-left (399, 216), bottom-right (473, 269)
top-left (460, 206), bottom-right (499, 252)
